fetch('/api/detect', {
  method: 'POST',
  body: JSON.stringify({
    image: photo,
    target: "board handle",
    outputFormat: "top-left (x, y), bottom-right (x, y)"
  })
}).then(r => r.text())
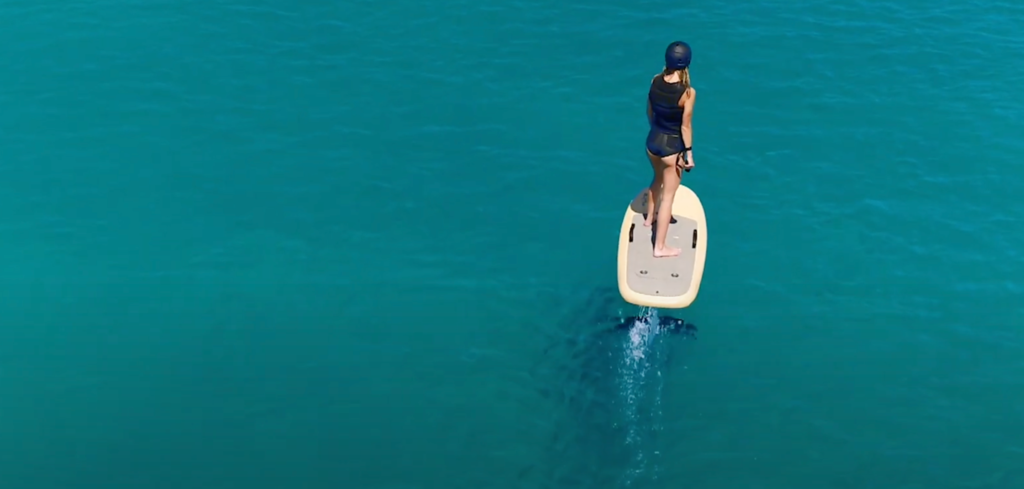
top-left (629, 223), bottom-right (635, 243)
top-left (692, 229), bottom-right (697, 249)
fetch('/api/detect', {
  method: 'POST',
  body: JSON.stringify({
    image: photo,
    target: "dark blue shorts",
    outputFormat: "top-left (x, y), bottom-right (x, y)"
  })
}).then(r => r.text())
top-left (646, 130), bottom-right (684, 158)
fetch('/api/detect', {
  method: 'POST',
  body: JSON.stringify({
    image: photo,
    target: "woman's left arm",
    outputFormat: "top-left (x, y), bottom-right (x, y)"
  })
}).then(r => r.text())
top-left (680, 88), bottom-right (696, 168)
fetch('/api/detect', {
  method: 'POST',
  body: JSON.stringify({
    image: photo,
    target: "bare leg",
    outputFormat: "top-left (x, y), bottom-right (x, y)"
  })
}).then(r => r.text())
top-left (653, 153), bottom-right (682, 257)
top-left (643, 184), bottom-right (657, 227)
top-left (643, 152), bottom-right (663, 227)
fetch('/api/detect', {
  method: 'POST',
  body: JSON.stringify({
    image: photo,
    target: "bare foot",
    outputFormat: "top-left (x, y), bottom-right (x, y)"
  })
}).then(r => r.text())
top-left (653, 246), bottom-right (681, 258)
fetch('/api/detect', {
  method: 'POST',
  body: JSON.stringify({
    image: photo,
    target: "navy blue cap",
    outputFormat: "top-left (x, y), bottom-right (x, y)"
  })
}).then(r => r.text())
top-left (665, 41), bottom-right (692, 70)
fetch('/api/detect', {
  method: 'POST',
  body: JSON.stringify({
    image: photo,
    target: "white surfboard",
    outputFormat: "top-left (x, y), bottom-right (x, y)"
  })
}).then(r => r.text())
top-left (616, 184), bottom-right (707, 309)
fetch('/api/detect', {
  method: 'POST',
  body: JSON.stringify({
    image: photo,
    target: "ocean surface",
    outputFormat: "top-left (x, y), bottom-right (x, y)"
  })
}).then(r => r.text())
top-left (2, 0), bottom-right (1024, 487)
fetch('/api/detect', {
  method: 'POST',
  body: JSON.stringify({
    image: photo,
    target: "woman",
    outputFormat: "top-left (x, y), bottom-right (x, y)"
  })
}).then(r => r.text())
top-left (643, 41), bottom-right (696, 258)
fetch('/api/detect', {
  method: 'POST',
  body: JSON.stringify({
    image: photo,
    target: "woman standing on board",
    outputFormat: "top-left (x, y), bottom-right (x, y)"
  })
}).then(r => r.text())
top-left (643, 41), bottom-right (696, 258)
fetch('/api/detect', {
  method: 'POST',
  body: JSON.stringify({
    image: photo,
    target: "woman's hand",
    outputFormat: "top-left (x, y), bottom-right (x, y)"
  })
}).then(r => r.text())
top-left (680, 152), bottom-right (694, 172)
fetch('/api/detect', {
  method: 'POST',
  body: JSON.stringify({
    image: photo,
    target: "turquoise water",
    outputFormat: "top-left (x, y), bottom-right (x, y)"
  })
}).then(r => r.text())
top-left (3, 0), bottom-right (1024, 487)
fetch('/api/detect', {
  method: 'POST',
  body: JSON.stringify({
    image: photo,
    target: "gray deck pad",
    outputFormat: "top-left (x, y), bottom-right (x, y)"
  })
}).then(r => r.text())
top-left (625, 213), bottom-right (698, 298)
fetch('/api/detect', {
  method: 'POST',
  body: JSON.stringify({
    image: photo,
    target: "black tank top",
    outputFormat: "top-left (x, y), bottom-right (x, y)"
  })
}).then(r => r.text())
top-left (648, 76), bottom-right (688, 134)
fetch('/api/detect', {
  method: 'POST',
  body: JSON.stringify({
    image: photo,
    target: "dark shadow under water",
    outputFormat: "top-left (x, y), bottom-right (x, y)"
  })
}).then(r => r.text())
top-left (524, 286), bottom-right (698, 489)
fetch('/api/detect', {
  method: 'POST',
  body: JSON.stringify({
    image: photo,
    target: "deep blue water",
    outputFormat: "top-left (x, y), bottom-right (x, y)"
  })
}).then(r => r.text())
top-left (2, 0), bottom-right (1024, 488)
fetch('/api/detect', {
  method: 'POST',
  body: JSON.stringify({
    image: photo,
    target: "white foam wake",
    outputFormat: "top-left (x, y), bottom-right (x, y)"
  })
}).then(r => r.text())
top-left (616, 306), bottom-right (666, 486)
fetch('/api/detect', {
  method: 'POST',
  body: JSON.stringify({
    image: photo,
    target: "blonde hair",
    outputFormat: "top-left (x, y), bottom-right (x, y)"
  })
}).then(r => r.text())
top-left (661, 66), bottom-right (691, 96)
